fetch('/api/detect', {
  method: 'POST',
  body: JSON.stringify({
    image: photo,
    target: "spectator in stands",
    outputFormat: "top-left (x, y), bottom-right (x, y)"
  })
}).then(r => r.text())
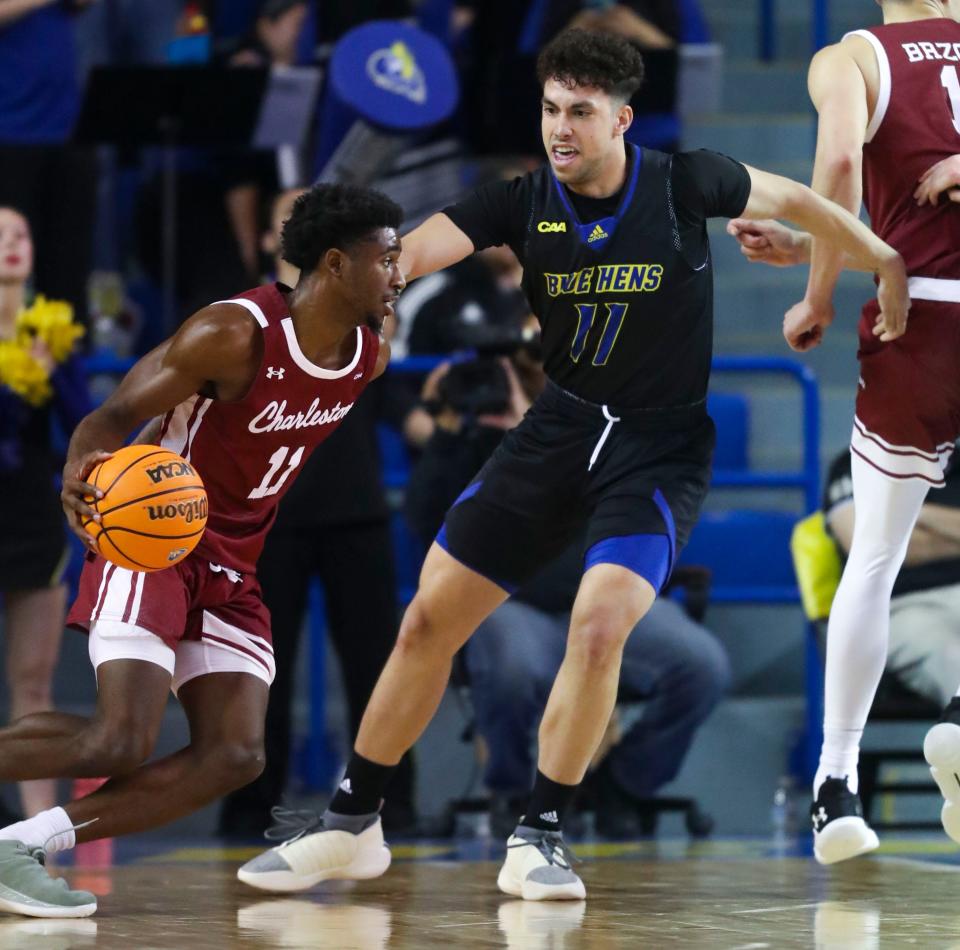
top-left (405, 351), bottom-right (730, 838)
top-left (218, 189), bottom-right (419, 838)
top-left (452, 1), bottom-right (683, 153)
top-left (0, 206), bottom-right (91, 820)
top-left (0, 0), bottom-right (98, 326)
top-left (824, 447), bottom-right (960, 707)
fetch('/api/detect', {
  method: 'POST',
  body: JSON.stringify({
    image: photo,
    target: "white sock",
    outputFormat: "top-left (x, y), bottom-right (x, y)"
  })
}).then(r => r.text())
top-left (0, 806), bottom-right (77, 853)
top-left (814, 728), bottom-right (862, 797)
top-left (816, 450), bottom-right (929, 800)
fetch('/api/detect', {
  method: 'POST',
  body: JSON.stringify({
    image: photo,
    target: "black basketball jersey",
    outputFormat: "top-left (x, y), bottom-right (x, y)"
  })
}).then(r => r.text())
top-left (444, 146), bottom-right (751, 411)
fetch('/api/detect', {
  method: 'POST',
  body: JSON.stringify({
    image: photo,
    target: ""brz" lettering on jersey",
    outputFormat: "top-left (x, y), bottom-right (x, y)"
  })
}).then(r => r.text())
top-left (902, 41), bottom-right (960, 63)
top-left (146, 496), bottom-right (208, 524)
top-left (248, 399), bottom-right (354, 434)
top-left (538, 221), bottom-right (567, 232)
top-left (145, 460), bottom-right (196, 484)
top-left (544, 263), bottom-right (664, 297)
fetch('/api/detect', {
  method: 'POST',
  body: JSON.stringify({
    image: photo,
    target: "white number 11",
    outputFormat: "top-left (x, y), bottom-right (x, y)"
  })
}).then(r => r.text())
top-left (248, 445), bottom-right (305, 499)
top-left (941, 65), bottom-right (960, 136)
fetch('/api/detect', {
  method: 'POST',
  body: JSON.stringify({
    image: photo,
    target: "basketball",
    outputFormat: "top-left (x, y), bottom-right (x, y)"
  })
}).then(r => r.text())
top-left (83, 444), bottom-right (208, 572)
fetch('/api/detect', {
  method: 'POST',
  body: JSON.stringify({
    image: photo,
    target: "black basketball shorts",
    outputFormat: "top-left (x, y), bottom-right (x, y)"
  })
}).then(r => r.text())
top-left (437, 380), bottom-right (715, 592)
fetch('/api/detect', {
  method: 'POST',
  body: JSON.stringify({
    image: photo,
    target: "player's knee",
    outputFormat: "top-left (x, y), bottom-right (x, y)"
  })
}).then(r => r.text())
top-left (395, 598), bottom-right (451, 658)
top-left (82, 725), bottom-right (154, 775)
top-left (200, 739), bottom-right (266, 792)
top-left (568, 614), bottom-right (629, 671)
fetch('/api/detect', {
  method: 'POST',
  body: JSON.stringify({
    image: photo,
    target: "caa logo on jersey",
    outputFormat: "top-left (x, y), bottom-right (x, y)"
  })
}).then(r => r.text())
top-left (538, 221), bottom-right (567, 233)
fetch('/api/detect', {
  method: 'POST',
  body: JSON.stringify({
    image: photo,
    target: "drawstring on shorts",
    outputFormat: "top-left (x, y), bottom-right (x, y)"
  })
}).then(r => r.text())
top-left (588, 406), bottom-right (620, 471)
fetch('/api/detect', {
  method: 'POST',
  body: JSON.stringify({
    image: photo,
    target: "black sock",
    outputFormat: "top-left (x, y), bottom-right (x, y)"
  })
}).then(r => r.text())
top-left (522, 770), bottom-right (579, 832)
top-left (328, 752), bottom-right (396, 816)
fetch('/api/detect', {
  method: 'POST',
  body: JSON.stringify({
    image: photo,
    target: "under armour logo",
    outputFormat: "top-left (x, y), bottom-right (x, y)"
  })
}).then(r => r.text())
top-left (353, 372), bottom-right (363, 380)
top-left (812, 806), bottom-right (828, 831)
top-left (339, 778), bottom-right (352, 794)
top-left (266, 366), bottom-right (285, 380)
top-left (539, 810), bottom-right (558, 824)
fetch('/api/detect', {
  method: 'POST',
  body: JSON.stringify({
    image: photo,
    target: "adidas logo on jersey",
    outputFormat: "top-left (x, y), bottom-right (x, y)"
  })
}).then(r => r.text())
top-left (587, 224), bottom-right (609, 243)
top-left (339, 778), bottom-right (352, 795)
top-left (539, 810), bottom-right (559, 824)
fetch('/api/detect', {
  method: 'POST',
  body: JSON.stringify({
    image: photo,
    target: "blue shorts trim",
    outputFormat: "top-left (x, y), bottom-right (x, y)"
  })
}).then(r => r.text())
top-left (584, 533), bottom-right (672, 594)
top-left (435, 480), bottom-right (518, 595)
top-left (652, 488), bottom-right (677, 570)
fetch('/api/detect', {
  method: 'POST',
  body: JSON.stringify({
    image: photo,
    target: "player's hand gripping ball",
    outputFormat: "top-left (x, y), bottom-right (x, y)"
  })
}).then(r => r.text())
top-left (83, 444), bottom-right (208, 571)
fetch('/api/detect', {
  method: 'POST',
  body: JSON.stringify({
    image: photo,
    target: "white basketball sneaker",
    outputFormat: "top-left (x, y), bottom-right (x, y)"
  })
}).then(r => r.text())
top-left (923, 699), bottom-right (960, 844)
top-left (237, 809), bottom-right (391, 893)
top-left (496, 825), bottom-right (585, 901)
top-left (810, 777), bottom-right (879, 865)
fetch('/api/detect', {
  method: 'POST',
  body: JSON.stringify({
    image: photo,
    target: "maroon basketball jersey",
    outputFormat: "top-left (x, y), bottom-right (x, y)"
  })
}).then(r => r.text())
top-left (158, 283), bottom-right (380, 573)
top-left (847, 20), bottom-right (960, 279)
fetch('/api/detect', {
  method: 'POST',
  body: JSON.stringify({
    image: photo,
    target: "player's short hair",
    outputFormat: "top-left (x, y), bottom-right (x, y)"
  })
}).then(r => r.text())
top-left (536, 29), bottom-right (645, 103)
top-left (281, 183), bottom-right (402, 271)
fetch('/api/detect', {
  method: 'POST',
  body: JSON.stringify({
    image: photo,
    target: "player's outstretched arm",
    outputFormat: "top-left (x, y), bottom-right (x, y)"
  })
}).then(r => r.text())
top-left (740, 164), bottom-right (908, 350)
top-left (725, 218), bottom-right (811, 267)
top-left (61, 305), bottom-right (259, 547)
top-left (399, 213), bottom-right (476, 281)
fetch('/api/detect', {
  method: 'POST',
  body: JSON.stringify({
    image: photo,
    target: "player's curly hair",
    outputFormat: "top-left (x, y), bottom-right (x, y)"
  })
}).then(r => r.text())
top-left (536, 29), bottom-right (645, 102)
top-left (281, 183), bottom-right (402, 271)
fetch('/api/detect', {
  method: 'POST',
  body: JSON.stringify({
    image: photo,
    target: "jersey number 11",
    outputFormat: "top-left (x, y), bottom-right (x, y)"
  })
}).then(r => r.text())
top-left (570, 302), bottom-right (630, 366)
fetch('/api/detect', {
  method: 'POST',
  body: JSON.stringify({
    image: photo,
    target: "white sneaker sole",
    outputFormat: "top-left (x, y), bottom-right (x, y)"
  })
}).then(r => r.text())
top-left (237, 844), bottom-right (390, 893)
top-left (496, 866), bottom-right (586, 902)
top-left (237, 822), bottom-right (392, 894)
top-left (813, 816), bottom-right (879, 866)
top-left (0, 894), bottom-right (97, 919)
top-left (924, 722), bottom-right (960, 843)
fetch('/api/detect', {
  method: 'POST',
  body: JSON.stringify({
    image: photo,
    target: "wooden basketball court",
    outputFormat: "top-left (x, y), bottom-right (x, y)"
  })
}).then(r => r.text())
top-left (4, 837), bottom-right (959, 948)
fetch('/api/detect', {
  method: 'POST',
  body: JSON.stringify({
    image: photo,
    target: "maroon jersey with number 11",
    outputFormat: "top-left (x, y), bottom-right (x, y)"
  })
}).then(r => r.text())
top-left (159, 282), bottom-right (380, 573)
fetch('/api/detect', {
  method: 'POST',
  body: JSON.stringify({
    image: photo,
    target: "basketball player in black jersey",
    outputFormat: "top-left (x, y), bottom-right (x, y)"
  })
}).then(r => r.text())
top-left (241, 29), bottom-right (909, 901)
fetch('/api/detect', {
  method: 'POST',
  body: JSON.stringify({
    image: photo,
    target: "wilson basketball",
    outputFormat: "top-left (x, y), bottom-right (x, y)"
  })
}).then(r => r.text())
top-left (83, 444), bottom-right (208, 572)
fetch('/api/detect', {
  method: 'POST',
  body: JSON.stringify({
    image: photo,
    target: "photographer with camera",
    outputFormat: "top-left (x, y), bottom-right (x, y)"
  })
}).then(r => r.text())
top-left (405, 339), bottom-right (730, 839)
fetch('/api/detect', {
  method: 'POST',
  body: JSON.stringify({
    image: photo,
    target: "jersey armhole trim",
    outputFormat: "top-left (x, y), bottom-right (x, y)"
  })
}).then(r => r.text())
top-left (844, 30), bottom-right (891, 143)
top-left (212, 297), bottom-right (269, 328)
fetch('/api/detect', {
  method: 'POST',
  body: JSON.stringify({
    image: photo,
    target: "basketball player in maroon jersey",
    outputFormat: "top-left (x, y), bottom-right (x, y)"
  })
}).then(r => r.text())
top-left (728, 0), bottom-right (960, 864)
top-left (0, 183), bottom-right (403, 918)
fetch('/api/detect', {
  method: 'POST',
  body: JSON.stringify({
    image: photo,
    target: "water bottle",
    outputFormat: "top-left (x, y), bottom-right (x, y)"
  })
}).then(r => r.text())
top-left (771, 775), bottom-right (798, 842)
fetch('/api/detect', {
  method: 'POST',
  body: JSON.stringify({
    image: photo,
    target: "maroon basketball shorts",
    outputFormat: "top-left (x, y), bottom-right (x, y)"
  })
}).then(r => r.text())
top-left (67, 550), bottom-right (275, 694)
top-left (853, 289), bottom-right (960, 485)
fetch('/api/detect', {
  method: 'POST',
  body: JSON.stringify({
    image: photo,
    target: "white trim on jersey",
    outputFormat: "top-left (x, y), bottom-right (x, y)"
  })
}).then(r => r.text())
top-left (213, 297), bottom-right (269, 328)
top-left (182, 397), bottom-right (212, 462)
top-left (844, 30), bottom-right (891, 143)
top-left (280, 318), bottom-right (363, 379)
top-left (908, 276), bottom-right (960, 303)
top-left (851, 416), bottom-right (953, 484)
top-left (161, 395), bottom-right (199, 458)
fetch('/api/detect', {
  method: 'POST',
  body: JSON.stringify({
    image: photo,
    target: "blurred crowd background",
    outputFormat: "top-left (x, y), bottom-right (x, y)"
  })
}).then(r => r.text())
top-left (1, 0), bottom-right (950, 845)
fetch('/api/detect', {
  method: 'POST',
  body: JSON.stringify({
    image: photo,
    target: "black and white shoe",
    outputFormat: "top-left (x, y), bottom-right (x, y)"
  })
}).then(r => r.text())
top-left (810, 777), bottom-right (879, 865)
top-left (923, 697), bottom-right (960, 844)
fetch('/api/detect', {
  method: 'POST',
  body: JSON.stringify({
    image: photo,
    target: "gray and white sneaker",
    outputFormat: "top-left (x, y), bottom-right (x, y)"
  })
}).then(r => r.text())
top-left (0, 841), bottom-right (97, 918)
top-left (237, 808), bottom-right (391, 893)
top-left (497, 825), bottom-right (586, 901)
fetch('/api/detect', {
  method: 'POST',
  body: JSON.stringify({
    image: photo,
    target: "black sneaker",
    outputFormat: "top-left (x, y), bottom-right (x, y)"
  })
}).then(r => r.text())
top-left (810, 777), bottom-right (878, 865)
